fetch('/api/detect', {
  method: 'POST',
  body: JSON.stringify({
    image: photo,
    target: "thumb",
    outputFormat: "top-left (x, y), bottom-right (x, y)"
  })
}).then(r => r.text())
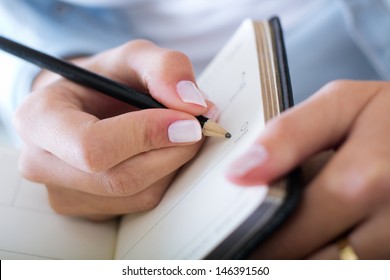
top-left (225, 80), bottom-right (378, 186)
top-left (76, 109), bottom-right (203, 173)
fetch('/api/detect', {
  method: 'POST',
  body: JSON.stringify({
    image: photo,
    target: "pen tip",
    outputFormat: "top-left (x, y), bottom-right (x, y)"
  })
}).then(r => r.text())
top-left (225, 132), bottom-right (231, 139)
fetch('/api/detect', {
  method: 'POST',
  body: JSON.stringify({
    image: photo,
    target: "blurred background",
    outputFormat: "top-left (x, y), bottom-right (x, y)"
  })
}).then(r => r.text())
top-left (0, 51), bottom-right (15, 146)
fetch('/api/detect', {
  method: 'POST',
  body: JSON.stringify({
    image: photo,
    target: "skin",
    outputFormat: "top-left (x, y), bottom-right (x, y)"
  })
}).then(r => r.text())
top-left (13, 39), bottom-right (390, 259)
top-left (227, 80), bottom-right (390, 259)
top-left (13, 40), bottom-right (209, 221)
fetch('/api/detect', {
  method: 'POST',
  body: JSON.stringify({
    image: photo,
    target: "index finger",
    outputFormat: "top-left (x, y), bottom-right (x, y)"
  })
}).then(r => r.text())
top-left (87, 39), bottom-right (210, 116)
top-left (14, 84), bottom-right (203, 173)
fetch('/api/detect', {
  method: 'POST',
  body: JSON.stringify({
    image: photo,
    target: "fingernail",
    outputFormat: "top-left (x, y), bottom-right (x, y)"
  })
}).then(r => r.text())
top-left (203, 105), bottom-right (220, 121)
top-left (168, 120), bottom-right (202, 143)
top-left (226, 145), bottom-right (268, 178)
top-left (176, 80), bottom-right (207, 107)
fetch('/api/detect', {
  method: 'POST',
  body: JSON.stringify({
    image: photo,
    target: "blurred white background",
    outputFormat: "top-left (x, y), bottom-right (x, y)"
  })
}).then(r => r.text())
top-left (0, 51), bottom-right (18, 146)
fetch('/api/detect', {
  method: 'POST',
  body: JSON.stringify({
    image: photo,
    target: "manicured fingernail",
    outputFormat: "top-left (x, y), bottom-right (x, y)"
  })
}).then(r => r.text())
top-left (226, 145), bottom-right (268, 178)
top-left (176, 80), bottom-right (207, 107)
top-left (168, 120), bottom-right (202, 143)
top-left (203, 105), bottom-right (220, 121)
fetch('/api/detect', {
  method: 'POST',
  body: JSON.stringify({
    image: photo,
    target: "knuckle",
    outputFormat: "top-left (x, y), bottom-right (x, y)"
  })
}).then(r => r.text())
top-left (138, 194), bottom-right (162, 211)
top-left (135, 185), bottom-right (167, 211)
top-left (116, 39), bottom-right (158, 63)
top-left (329, 161), bottom-right (388, 207)
top-left (122, 39), bottom-right (155, 52)
top-left (140, 118), bottom-right (165, 150)
top-left (49, 202), bottom-right (69, 216)
top-left (355, 164), bottom-right (385, 195)
top-left (158, 49), bottom-right (191, 67)
top-left (318, 80), bottom-right (357, 106)
top-left (100, 166), bottom-right (147, 196)
top-left (74, 129), bottom-right (105, 173)
top-left (46, 189), bottom-right (72, 216)
top-left (135, 175), bottom-right (173, 211)
top-left (322, 79), bottom-right (348, 91)
top-left (320, 79), bottom-right (355, 96)
top-left (320, 80), bottom-right (379, 100)
top-left (361, 164), bottom-right (390, 201)
top-left (100, 173), bottom-right (128, 196)
top-left (129, 112), bottom-right (166, 151)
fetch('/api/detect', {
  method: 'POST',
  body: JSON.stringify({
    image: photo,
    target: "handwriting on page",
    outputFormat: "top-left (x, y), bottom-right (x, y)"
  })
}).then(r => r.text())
top-left (234, 121), bottom-right (249, 144)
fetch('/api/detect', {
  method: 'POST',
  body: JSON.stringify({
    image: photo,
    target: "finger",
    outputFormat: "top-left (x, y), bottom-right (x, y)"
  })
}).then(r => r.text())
top-left (225, 80), bottom-right (382, 185)
top-left (308, 205), bottom-right (390, 259)
top-left (249, 88), bottom-right (390, 259)
top-left (87, 40), bottom-right (209, 116)
top-left (15, 88), bottom-right (203, 172)
top-left (45, 172), bottom-right (176, 220)
top-left (249, 149), bottom-right (379, 259)
top-left (19, 141), bottom-right (201, 196)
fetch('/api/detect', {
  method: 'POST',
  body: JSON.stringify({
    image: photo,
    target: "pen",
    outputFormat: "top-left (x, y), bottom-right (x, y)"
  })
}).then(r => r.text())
top-left (0, 35), bottom-right (231, 139)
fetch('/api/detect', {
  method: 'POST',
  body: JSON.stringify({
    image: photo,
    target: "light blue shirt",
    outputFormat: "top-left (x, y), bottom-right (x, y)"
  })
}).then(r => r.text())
top-left (287, 0), bottom-right (390, 103)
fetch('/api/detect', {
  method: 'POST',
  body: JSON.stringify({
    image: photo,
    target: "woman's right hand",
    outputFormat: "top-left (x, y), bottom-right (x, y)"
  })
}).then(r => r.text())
top-left (14, 40), bottom-right (211, 221)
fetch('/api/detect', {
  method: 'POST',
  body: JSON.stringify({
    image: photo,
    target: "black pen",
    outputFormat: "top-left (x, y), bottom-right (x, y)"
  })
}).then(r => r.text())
top-left (0, 35), bottom-right (231, 139)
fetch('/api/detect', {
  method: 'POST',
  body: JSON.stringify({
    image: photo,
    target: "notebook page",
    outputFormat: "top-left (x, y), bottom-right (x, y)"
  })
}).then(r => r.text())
top-left (0, 146), bottom-right (117, 259)
top-left (115, 20), bottom-right (269, 259)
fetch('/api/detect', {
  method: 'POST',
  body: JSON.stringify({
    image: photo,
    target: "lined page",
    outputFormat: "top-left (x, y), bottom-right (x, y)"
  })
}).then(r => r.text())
top-left (0, 146), bottom-right (118, 259)
top-left (115, 20), bottom-right (269, 259)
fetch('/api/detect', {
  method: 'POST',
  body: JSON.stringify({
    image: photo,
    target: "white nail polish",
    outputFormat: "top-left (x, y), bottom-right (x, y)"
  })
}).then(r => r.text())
top-left (176, 80), bottom-right (207, 107)
top-left (227, 145), bottom-right (268, 177)
top-left (168, 120), bottom-right (202, 143)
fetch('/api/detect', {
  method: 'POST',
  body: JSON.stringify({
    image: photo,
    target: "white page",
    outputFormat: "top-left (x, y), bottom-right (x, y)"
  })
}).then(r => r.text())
top-left (115, 20), bottom-right (269, 259)
top-left (0, 146), bottom-right (118, 259)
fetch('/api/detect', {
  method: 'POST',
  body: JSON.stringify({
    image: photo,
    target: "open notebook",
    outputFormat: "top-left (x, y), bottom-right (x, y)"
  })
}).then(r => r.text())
top-left (0, 17), bottom-right (300, 260)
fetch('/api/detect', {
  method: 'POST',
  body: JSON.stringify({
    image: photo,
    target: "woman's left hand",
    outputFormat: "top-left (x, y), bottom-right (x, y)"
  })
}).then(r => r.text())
top-left (226, 80), bottom-right (390, 259)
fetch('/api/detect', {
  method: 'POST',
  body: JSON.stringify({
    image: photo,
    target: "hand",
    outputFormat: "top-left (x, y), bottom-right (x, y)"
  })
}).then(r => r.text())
top-left (226, 80), bottom-right (390, 259)
top-left (13, 40), bottom-right (212, 221)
